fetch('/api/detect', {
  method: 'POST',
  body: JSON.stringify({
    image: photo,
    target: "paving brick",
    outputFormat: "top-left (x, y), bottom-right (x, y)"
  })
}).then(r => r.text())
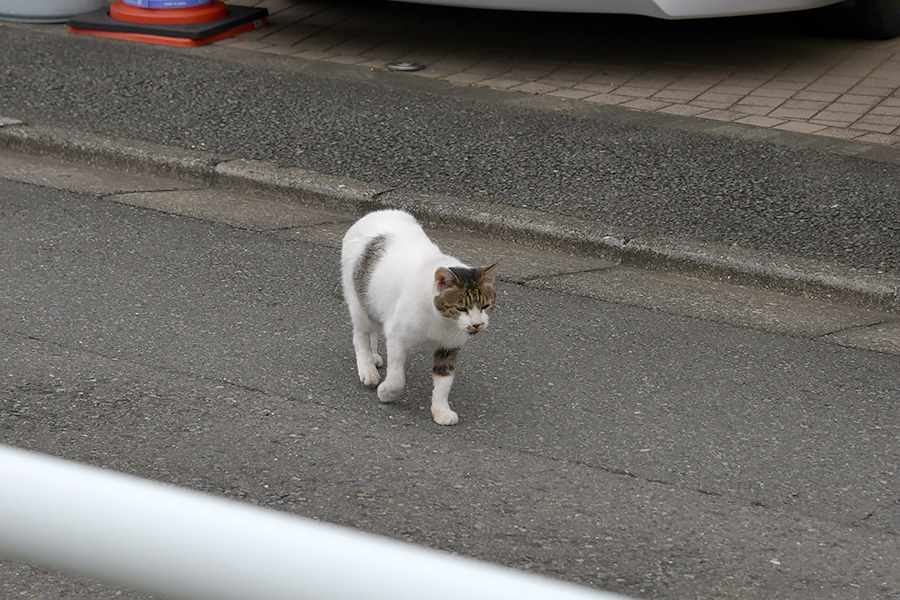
top-left (547, 88), bottom-right (599, 100)
top-left (731, 104), bottom-right (777, 117)
top-left (774, 121), bottom-right (827, 134)
top-left (719, 76), bottom-right (772, 88)
top-left (510, 82), bottom-right (559, 95)
top-left (226, 40), bottom-right (273, 51)
top-left (779, 99), bottom-right (829, 111)
top-left (815, 127), bottom-right (866, 140)
top-left (572, 82), bottom-right (617, 94)
top-left (689, 100), bottom-right (735, 110)
top-left (805, 82), bottom-right (854, 94)
top-left (292, 49), bottom-right (334, 61)
top-left (581, 71), bottom-right (633, 86)
top-left (760, 79), bottom-right (809, 91)
top-left (837, 94), bottom-right (882, 106)
top-left (738, 95), bottom-right (785, 108)
top-left (666, 78), bottom-right (719, 93)
top-left (792, 91), bottom-right (841, 102)
top-left (810, 118), bottom-right (861, 129)
top-left (768, 107), bottom-right (820, 120)
top-left (734, 115), bottom-right (786, 128)
top-left (860, 74), bottom-right (900, 88)
top-left (869, 105), bottom-right (900, 116)
top-left (859, 112), bottom-right (900, 123)
top-left (707, 84), bottom-right (757, 96)
top-left (848, 85), bottom-right (896, 98)
top-left (324, 55), bottom-right (368, 65)
top-left (854, 115), bottom-right (900, 130)
top-left (427, 57), bottom-right (482, 73)
top-left (657, 104), bottom-right (708, 117)
top-left (444, 72), bottom-right (487, 84)
top-left (811, 109), bottom-right (862, 122)
top-left (697, 109), bottom-right (743, 122)
top-left (652, 89), bottom-right (700, 101)
top-left (609, 85), bottom-right (657, 98)
top-left (816, 74), bottom-right (862, 87)
top-left (749, 87), bottom-right (795, 99)
top-left (621, 98), bottom-right (672, 111)
top-left (479, 78), bottom-right (521, 90)
top-left (825, 103), bottom-right (871, 115)
top-left (583, 93), bottom-right (630, 106)
top-left (854, 132), bottom-right (900, 145)
top-left (257, 45), bottom-right (298, 55)
top-left (850, 121), bottom-right (898, 134)
top-left (694, 92), bottom-right (742, 105)
top-left (469, 61), bottom-right (517, 77)
top-left (547, 65), bottom-right (598, 83)
top-left (410, 68), bottom-right (451, 79)
top-left (626, 75), bottom-right (680, 89)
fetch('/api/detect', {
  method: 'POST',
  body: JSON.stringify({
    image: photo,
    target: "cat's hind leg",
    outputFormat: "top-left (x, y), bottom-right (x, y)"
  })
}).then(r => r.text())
top-left (344, 278), bottom-right (382, 386)
top-left (347, 298), bottom-right (381, 386)
top-left (353, 326), bottom-right (381, 387)
top-left (370, 332), bottom-right (383, 368)
top-left (377, 337), bottom-right (407, 403)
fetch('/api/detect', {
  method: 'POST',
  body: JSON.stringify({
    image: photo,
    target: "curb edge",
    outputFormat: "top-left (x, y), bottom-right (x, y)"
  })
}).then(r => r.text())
top-left (3, 121), bottom-right (898, 313)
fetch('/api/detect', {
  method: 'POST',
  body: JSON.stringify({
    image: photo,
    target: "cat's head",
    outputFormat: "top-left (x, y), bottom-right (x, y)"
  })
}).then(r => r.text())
top-left (433, 263), bottom-right (499, 336)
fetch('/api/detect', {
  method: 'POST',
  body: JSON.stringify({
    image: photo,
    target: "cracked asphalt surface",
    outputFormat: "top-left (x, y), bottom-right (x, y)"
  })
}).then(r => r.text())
top-left (1, 167), bottom-right (898, 598)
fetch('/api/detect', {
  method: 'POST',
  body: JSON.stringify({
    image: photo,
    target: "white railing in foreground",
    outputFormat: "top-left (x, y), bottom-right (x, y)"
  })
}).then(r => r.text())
top-left (0, 444), bottom-right (628, 600)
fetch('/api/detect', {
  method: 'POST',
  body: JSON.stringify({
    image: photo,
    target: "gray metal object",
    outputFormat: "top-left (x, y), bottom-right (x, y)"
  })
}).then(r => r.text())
top-left (386, 61), bottom-right (426, 71)
top-left (0, 445), bottom-right (624, 600)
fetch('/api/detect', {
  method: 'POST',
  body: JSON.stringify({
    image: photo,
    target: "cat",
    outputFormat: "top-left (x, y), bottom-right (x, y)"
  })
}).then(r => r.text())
top-left (341, 209), bottom-right (499, 426)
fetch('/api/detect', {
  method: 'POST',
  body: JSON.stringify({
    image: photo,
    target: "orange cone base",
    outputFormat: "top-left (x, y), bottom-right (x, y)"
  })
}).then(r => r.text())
top-left (67, 3), bottom-right (267, 47)
top-left (68, 18), bottom-right (265, 47)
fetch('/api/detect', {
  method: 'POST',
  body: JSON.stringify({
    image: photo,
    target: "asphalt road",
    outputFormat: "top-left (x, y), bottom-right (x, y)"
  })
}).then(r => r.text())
top-left (1, 164), bottom-right (898, 598)
top-left (2, 11), bottom-right (900, 598)
top-left (2, 22), bottom-right (900, 279)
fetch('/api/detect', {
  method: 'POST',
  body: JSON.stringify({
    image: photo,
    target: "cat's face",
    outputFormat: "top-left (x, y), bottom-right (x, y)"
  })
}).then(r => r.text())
top-left (433, 263), bottom-right (499, 336)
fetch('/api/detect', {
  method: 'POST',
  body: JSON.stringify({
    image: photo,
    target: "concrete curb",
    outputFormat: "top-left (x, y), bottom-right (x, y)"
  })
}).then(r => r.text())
top-left (2, 121), bottom-right (898, 313)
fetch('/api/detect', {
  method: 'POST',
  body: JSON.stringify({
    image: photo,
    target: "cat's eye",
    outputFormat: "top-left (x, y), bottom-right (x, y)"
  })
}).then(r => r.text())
top-left (456, 306), bottom-right (468, 313)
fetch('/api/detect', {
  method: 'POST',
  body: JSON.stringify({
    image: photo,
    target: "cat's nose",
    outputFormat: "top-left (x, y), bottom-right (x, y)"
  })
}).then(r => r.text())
top-left (467, 323), bottom-right (484, 333)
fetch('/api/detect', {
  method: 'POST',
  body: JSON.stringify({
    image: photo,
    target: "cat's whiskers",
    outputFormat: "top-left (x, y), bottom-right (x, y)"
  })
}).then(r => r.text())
top-left (449, 326), bottom-right (467, 347)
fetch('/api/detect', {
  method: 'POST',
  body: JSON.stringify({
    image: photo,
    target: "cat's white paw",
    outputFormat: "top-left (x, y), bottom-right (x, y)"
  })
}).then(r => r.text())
top-left (358, 366), bottom-right (380, 387)
top-left (373, 353), bottom-right (384, 368)
top-left (432, 410), bottom-right (458, 426)
top-left (377, 382), bottom-right (402, 403)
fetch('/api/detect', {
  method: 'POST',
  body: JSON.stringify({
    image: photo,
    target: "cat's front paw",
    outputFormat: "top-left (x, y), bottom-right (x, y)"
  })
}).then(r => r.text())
top-left (377, 382), bottom-right (402, 403)
top-left (358, 366), bottom-right (380, 387)
top-left (432, 409), bottom-right (458, 426)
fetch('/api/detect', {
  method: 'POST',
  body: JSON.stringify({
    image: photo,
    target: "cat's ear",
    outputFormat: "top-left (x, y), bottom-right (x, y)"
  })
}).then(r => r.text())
top-left (434, 267), bottom-right (459, 293)
top-left (480, 262), bottom-right (500, 286)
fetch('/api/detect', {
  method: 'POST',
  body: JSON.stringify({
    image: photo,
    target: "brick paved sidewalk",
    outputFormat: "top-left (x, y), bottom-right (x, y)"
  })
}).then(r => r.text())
top-left (216, 0), bottom-right (900, 149)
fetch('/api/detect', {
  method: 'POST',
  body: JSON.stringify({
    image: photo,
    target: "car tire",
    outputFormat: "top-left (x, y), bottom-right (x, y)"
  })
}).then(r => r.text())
top-left (838, 0), bottom-right (900, 38)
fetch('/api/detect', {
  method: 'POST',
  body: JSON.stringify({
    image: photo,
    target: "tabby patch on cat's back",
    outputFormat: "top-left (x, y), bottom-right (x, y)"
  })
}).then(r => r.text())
top-left (340, 209), bottom-right (499, 426)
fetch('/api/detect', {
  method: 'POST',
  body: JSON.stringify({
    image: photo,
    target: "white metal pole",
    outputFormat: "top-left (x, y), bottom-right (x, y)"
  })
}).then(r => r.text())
top-left (0, 444), bottom-right (627, 600)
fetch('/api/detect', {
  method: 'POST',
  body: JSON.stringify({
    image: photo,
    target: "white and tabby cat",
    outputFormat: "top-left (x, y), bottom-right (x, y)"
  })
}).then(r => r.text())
top-left (341, 210), bottom-right (499, 425)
